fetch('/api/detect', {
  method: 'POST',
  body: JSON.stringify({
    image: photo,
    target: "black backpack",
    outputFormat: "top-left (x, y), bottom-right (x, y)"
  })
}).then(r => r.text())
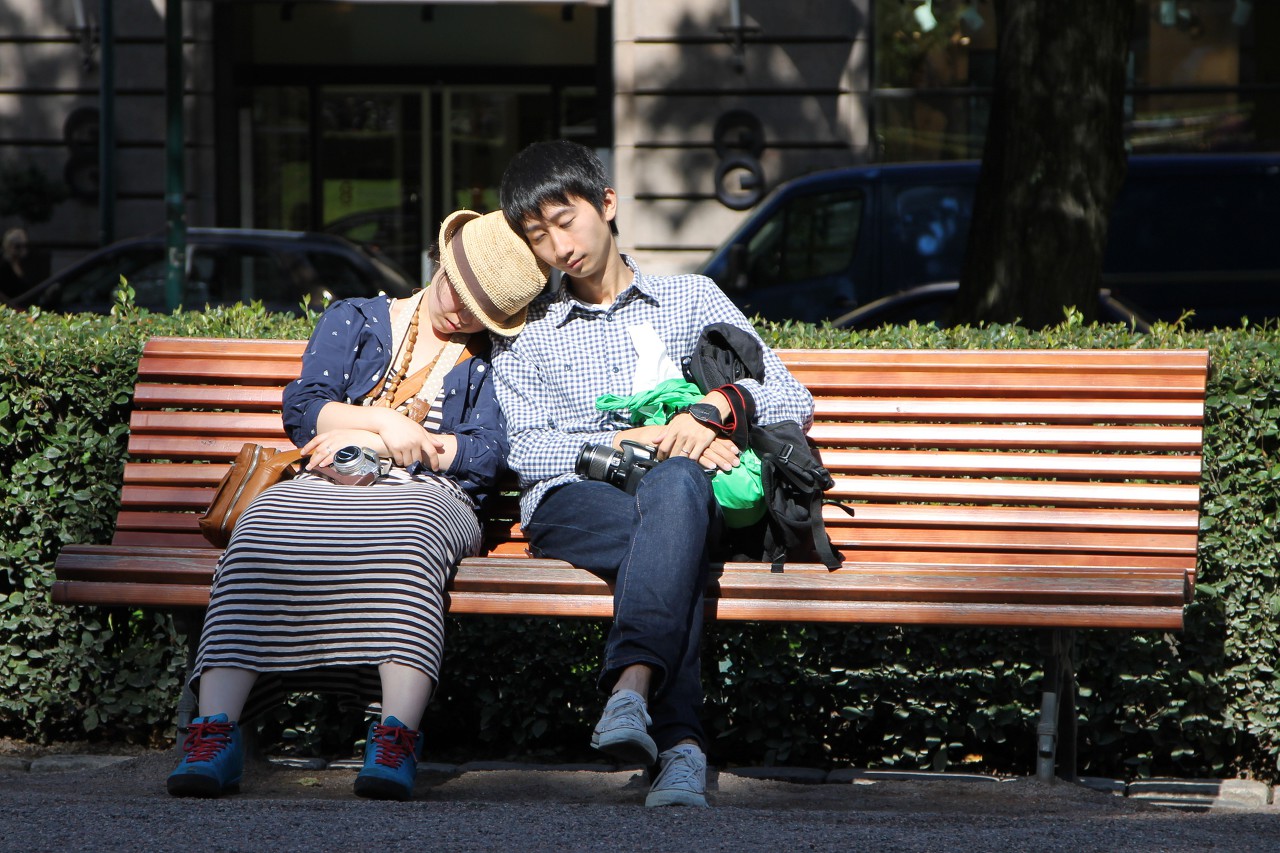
top-left (748, 419), bottom-right (852, 571)
top-left (683, 323), bottom-right (853, 571)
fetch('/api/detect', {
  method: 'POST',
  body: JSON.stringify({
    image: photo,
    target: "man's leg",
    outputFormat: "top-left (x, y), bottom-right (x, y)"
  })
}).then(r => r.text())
top-left (527, 459), bottom-right (716, 754)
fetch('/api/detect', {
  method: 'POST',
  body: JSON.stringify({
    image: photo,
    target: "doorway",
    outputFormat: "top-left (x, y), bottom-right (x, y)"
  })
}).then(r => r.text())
top-left (245, 84), bottom-right (590, 285)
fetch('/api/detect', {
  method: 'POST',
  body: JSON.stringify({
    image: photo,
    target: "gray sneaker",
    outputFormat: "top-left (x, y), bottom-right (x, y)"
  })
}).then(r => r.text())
top-left (645, 743), bottom-right (708, 808)
top-left (590, 689), bottom-right (657, 765)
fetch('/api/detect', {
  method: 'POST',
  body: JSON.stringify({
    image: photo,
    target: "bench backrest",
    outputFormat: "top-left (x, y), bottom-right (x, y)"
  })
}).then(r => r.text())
top-left (116, 337), bottom-right (1209, 586)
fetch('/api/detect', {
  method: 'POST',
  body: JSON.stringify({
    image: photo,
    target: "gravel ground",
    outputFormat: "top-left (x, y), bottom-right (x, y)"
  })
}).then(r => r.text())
top-left (1, 747), bottom-right (1277, 852)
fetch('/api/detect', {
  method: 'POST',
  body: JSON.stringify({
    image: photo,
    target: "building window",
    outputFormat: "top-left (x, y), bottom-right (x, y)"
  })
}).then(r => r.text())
top-left (873, 0), bottom-right (1273, 161)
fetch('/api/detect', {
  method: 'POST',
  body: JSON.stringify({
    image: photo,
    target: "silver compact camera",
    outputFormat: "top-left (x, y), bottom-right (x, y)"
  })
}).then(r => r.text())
top-left (314, 445), bottom-right (382, 486)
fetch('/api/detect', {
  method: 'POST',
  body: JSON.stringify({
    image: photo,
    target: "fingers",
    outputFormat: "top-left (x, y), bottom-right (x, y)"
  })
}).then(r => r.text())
top-left (697, 439), bottom-right (741, 472)
top-left (301, 437), bottom-right (336, 469)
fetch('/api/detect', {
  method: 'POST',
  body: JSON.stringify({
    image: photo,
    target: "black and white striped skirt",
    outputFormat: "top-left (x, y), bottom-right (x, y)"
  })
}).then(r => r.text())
top-left (190, 473), bottom-right (482, 721)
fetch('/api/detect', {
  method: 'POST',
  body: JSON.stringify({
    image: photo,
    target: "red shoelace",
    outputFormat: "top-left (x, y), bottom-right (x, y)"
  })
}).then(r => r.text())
top-left (182, 719), bottom-right (234, 762)
top-left (370, 724), bottom-right (419, 768)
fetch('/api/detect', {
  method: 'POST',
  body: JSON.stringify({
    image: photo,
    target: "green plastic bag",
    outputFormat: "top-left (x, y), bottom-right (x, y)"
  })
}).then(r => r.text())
top-left (595, 378), bottom-right (765, 527)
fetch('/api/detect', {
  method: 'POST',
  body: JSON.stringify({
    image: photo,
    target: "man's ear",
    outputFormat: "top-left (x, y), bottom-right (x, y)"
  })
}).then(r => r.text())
top-left (602, 187), bottom-right (618, 223)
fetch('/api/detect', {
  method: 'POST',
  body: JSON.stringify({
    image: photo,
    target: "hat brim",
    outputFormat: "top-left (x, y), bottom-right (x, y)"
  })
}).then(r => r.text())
top-left (439, 209), bottom-right (529, 337)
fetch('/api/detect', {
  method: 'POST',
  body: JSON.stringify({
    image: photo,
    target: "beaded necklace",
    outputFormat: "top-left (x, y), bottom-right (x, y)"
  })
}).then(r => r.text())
top-left (372, 293), bottom-right (426, 408)
top-left (372, 289), bottom-right (466, 413)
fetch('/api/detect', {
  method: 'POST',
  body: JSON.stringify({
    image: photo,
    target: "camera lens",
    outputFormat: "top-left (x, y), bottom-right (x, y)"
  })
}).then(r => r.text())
top-left (576, 443), bottom-right (619, 482)
top-left (331, 445), bottom-right (364, 474)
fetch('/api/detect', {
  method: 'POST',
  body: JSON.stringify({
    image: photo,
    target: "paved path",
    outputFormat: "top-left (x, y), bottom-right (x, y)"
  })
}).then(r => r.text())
top-left (1, 750), bottom-right (1276, 852)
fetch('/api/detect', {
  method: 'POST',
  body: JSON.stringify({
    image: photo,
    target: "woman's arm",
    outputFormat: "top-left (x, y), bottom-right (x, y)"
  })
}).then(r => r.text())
top-left (303, 403), bottom-right (450, 470)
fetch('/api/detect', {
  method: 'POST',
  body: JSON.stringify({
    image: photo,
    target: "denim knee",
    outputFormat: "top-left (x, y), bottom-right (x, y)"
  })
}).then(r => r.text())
top-left (637, 457), bottom-right (716, 513)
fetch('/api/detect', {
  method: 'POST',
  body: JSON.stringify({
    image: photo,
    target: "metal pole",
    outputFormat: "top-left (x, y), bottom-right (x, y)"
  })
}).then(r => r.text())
top-left (164, 0), bottom-right (186, 310)
top-left (98, 0), bottom-right (115, 246)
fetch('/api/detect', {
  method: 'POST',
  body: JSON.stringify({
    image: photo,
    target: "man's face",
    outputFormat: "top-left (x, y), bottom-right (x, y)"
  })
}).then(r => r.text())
top-left (520, 190), bottom-right (617, 282)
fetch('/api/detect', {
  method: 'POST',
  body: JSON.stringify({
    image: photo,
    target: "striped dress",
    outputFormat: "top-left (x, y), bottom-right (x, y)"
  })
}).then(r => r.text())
top-left (190, 394), bottom-right (483, 722)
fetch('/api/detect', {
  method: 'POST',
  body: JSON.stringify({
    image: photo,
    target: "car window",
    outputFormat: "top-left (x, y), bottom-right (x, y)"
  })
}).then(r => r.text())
top-left (306, 251), bottom-right (372, 301)
top-left (744, 190), bottom-right (863, 288)
top-left (885, 184), bottom-right (975, 287)
top-left (1107, 174), bottom-right (1275, 272)
top-left (44, 247), bottom-right (166, 312)
top-left (847, 289), bottom-right (952, 329)
top-left (186, 246), bottom-right (297, 311)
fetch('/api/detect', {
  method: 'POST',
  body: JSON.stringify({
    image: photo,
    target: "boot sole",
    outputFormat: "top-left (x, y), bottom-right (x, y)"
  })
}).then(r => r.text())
top-left (166, 772), bottom-right (241, 798)
top-left (353, 774), bottom-right (413, 802)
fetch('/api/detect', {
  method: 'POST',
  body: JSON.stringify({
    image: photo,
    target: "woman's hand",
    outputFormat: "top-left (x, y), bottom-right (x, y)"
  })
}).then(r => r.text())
top-left (373, 412), bottom-right (449, 469)
top-left (311, 403), bottom-right (446, 469)
top-left (301, 429), bottom-right (383, 470)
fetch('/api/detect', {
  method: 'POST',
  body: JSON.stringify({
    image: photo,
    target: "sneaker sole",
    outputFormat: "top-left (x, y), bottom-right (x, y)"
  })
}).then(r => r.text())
top-left (353, 774), bottom-right (414, 802)
top-left (166, 773), bottom-right (241, 798)
top-left (591, 728), bottom-right (658, 766)
top-left (645, 788), bottom-right (708, 808)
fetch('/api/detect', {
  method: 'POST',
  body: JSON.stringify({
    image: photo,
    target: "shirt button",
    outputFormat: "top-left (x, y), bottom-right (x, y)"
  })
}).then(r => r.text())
top-left (611, 365), bottom-right (620, 374)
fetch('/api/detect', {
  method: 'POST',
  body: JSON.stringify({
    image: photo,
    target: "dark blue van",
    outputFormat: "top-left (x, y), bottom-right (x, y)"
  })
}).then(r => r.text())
top-left (698, 154), bottom-right (1280, 328)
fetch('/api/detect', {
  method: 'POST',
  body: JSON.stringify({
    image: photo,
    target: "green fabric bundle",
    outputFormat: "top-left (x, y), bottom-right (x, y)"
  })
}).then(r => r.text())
top-left (595, 378), bottom-right (765, 527)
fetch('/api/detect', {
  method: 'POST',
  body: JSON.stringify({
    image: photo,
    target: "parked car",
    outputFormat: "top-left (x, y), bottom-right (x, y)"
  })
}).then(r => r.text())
top-left (20, 228), bottom-right (414, 315)
top-left (831, 281), bottom-right (1153, 332)
top-left (699, 154), bottom-right (1280, 329)
top-left (323, 208), bottom-right (422, 285)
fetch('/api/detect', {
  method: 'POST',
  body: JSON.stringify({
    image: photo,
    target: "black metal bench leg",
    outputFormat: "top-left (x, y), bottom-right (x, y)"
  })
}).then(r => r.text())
top-left (1035, 628), bottom-right (1078, 783)
top-left (172, 610), bottom-right (205, 739)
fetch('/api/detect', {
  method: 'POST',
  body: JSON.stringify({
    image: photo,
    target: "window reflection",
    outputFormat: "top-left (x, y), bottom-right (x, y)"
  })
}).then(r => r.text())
top-left (873, 0), bottom-right (1271, 159)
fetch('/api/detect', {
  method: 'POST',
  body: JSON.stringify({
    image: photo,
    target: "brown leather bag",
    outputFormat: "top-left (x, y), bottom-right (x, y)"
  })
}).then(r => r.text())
top-left (198, 443), bottom-right (303, 547)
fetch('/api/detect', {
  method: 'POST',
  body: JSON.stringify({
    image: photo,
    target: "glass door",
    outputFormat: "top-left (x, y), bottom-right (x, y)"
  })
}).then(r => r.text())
top-left (318, 89), bottom-right (423, 283)
top-left (442, 88), bottom-right (554, 215)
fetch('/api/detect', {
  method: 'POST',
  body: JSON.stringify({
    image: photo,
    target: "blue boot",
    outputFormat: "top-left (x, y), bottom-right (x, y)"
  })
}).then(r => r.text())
top-left (166, 713), bottom-right (244, 798)
top-left (353, 716), bottom-right (422, 801)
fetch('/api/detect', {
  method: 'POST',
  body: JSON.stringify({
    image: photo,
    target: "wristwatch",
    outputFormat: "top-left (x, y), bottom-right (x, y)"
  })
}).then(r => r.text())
top-left (674, 402), bottom-right (732, 437)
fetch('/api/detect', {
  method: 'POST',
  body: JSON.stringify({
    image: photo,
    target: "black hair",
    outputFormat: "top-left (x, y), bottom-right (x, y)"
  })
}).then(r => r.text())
top-left (500, 139), bottom-right (619, 237)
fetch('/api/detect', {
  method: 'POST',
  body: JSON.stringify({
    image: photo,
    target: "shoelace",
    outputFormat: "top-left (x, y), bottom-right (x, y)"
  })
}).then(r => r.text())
top-left (182, 720), bottom-right (234, 762)
top-left (656, 749), bottom-right (704, 789)
top-left (602, 694), bottom-right (649, 731)
top-left (371, 724), bottom-right (419, 769)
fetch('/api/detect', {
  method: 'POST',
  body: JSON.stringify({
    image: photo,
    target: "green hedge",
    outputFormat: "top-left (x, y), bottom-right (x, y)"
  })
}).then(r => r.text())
top-left (2, 301), bottom-right (1277, 782)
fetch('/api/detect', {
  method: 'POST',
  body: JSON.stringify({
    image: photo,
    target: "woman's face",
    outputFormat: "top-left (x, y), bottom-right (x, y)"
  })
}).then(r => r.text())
top-left (425, 266), bottom-right (486, 336)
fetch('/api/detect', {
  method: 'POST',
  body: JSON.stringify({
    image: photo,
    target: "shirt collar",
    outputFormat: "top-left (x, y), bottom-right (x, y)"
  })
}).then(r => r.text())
top-left (549, 254), bottom-right (659, 328)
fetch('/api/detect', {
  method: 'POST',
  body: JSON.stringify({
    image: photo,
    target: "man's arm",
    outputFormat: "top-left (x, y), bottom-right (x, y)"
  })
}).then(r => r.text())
top-left (693, 279), bottom-right (814, 429)
top-left (492, 340), bottom-right (617, 486)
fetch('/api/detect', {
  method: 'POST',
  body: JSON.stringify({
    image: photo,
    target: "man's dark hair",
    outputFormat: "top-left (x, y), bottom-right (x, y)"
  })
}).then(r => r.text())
top-left (500, 139), bottom-right (619, 236)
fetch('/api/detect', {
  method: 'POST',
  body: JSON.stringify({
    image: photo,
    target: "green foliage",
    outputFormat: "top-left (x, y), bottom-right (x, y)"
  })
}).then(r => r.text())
top-left (2, 303), bottom-right (1278, 783)
top-left (0, 299), bottom-right (313, 745)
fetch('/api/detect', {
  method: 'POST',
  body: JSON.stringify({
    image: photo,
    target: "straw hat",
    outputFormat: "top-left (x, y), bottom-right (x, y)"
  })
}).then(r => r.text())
top-left (440, 209), bottom-right (549, 337)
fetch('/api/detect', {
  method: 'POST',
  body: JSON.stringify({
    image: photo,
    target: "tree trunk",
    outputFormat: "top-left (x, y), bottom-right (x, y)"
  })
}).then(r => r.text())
top-left (954, 0), bottom-right (1135, 328)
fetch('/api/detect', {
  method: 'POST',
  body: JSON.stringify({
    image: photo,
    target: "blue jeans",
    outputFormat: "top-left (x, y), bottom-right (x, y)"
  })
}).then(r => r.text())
top-left (526, 457), bottom-right (720, 751)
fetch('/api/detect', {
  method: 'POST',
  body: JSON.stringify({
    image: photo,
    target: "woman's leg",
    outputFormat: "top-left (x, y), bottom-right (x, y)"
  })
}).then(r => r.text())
top-left (378, 662), bottom-right (434, 730)
top-left (196, 666), bottom-right (259, 722)
top-left (168, 666), bottom-right (257, 798)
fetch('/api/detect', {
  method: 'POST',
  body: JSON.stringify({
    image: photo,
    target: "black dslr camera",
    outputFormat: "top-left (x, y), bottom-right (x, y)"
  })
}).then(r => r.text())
top-left (576, 439), bottom-right (658, 494)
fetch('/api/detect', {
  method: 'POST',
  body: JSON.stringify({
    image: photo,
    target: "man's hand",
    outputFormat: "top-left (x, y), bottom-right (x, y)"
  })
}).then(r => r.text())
top-left (616, 421), bottom-right (740, 471)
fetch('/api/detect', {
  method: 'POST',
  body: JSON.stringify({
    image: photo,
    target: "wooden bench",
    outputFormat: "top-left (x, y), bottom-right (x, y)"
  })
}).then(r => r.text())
top-left (52, 336), bottom-right (1210, 782)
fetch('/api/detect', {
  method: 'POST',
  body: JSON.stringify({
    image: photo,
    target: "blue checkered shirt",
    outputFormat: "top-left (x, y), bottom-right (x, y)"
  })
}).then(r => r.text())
top-left (491, 255), bottom-right (814, 527)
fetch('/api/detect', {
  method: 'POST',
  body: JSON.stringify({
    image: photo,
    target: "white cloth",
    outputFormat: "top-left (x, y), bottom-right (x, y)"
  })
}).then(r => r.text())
top-left (626, 322), bottom-right (683, 394)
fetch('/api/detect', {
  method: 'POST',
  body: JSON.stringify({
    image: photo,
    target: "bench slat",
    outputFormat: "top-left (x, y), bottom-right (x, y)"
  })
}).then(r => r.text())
top-left (815, 398), bottom-right (1204, 424)
top-left (132, 383), bottom-right (285, 411)
top-left (778, 348), bottom-right (1210, 369)
top-left (49, 579), bottom-right (1187, 629)
top-left (119, 452), bottom-right (1203, 489)
top-left (116, 476), bottom-right (1202, 515)
top-left (822, 450), bottom-right (1201, 480)
top-left (808, 422), bottom-right (1203, 451)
